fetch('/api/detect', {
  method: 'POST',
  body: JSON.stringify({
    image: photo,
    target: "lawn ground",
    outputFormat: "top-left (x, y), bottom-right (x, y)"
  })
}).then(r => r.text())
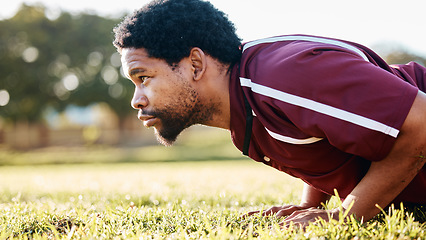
top-left (0, 160), bottom-right (424, 239)
top-left (0, 127), bottom-right (424, 239)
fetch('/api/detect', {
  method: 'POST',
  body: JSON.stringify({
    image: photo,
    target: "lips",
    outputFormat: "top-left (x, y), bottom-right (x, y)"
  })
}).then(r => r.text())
top-left (138, 111), bottom-right (158, 128)
top-left (144, 118), bottom-right (159, 128)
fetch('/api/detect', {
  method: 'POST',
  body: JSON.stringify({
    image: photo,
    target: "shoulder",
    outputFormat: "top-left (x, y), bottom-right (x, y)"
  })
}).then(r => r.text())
top-left (241, 34), bottom-right (369, 63)
top-left (240, 35), bottom-right (370, 86)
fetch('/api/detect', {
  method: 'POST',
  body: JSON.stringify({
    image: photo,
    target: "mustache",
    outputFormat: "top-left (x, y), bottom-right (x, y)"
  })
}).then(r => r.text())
top-left (139, 109), bottom-right (157, 116)
top-left (139, 109), bottom-right (167, 120)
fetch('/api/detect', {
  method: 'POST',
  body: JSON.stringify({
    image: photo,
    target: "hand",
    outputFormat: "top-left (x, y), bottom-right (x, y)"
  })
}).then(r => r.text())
top-left (242, 204), bottom-right (309, 219)
top-left (281, 207), bottom-right (339, 229)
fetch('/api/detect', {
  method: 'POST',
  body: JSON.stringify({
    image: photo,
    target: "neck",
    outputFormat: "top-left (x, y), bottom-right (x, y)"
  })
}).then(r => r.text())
top-left (198, 61), bottom-right (232, 130)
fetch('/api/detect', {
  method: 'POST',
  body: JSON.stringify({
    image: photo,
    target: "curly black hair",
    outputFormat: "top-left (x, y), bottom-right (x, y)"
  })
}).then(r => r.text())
top-left (113, 0), bottom-right (242, 67)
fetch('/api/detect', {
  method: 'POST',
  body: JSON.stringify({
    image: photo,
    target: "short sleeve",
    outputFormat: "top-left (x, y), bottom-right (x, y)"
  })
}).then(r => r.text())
top-left (247, 46), bottom-right (418, 161)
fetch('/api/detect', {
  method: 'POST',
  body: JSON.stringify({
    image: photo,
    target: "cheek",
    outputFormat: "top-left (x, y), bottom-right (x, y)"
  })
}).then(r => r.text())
top-left (184, 89), bottom-right (198, 107)
top-left (153, 72), bottom-right (194, 108)
top-left (149, 84), bottom-right (173, 108)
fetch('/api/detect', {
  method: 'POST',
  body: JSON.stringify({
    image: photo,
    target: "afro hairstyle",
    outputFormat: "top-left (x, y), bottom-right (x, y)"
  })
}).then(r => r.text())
top-left (113, 0), bottom-right (242, 67)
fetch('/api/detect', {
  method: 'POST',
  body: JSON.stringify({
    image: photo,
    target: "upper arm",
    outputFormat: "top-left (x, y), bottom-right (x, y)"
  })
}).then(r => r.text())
top-left (387, 90), bottom-right (426, 171)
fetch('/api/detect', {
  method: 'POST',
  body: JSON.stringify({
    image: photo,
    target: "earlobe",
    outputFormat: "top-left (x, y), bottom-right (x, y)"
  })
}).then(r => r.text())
top-left (190, 47), bottom-right (206, 81)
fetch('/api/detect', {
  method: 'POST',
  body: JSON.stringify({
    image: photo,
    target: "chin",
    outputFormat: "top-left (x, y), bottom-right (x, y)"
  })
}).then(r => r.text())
top-left (154, 128), bottom-right (178, 147)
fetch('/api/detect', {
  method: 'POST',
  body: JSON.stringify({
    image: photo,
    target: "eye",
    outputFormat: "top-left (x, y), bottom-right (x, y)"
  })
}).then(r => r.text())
top-left (139, 76), bottom-right (149, 85)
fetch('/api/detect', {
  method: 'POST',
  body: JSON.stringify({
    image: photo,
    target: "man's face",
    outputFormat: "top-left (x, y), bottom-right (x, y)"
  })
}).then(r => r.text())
top-left (121, 48), bottom-right (213, 146)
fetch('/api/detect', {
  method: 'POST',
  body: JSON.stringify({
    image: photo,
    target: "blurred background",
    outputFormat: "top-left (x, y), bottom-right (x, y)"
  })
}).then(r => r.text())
top-left (0, 0), bottom-right (425, 156)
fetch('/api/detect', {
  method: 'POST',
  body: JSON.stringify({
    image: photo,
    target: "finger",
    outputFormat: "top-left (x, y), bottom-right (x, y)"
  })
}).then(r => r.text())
top-left (242, 205), bottom-right (305, 219)
top-left (276, 205), bottom-right (303, 218)
top-left (242, 206), bottom-right (284, 219)
top-left (253, 206), bottom-right (283, 217)
top-left (262, 206), bottom-right (282, 216)
top-left (283, 208), bottom-right (327, 228)
top-left (285, 207), bottom-right (319, 219)
top-left (241, 207), bottom-right (275, 218)
top-left (282, 209), bottom-right (312, 223)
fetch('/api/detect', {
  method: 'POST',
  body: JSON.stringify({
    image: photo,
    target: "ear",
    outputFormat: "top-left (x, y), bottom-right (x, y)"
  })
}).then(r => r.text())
top-left (189, 47), bottom-right (206, 81)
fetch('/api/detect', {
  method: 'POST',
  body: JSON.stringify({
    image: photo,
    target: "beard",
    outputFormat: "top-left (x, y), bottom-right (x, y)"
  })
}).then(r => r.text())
top-left (151, 106), bottom-right (195, 146)
top-left (143, 85), bottom-right (217, 146)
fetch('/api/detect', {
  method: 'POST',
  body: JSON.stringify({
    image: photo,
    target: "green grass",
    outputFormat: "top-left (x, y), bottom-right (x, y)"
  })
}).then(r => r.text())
top-left (0, 128), bottom-right (425, 239)
top-left (0, 160), bottom-right (424, 239)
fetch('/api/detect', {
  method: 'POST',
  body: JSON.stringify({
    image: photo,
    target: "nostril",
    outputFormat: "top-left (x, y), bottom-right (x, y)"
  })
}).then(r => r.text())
top-left (131, 103), bottom-right (143, 110)
top-left (131, 95), bottom-right (148, 110)
top-left (131, 101), bottom-right (140, 110)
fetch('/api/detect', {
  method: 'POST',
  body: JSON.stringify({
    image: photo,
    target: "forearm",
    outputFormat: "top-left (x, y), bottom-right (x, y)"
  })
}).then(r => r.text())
top-left (342, 155), bottom-right (425, 221)
top-left (342, 91), bottom-right (426, 221)
top-left (300, 183), bottom-right (331, 208)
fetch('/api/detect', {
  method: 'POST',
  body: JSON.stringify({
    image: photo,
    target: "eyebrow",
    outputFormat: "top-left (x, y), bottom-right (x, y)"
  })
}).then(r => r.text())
top-left (129, 68), bottom-right (146, 78)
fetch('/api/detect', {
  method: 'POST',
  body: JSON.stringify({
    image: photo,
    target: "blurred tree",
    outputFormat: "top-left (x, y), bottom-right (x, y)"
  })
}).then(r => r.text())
top-left (0, 4), bottom-right (55, 123)
top-left (0, 4), bottom-right (134, 147)
top-left (2, 4), bottom-right (424, 148)
top-left (382, 49), bottom-right (426, 66)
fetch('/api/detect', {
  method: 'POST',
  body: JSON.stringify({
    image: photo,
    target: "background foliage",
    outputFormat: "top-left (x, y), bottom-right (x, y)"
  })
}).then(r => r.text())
top-left (0, 4), bottom-right (425, 239)
top-left (1, 4), bottom-right (425, 131)
top-left (0, 4), bottom-right (133, 126)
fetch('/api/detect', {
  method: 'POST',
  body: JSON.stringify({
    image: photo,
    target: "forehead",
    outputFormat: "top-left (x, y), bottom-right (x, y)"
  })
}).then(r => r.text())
top-left (121, 48), bottom-right (168, 74)
top-left (121, 48), bottom-right (151, 67)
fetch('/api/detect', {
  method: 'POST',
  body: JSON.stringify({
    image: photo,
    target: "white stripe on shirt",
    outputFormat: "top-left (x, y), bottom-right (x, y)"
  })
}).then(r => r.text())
top-left (251, 103), bottom-right (323, 144)
top-left (240, 77), bottom-right (399, 138)
top-left (265, 127), bottom-right (323, 144)
top-left (242, 35), bottom-right (369, 62)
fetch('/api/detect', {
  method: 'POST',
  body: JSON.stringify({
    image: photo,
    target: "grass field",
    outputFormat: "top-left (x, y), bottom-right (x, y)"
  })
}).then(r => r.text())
top-left (0, 160), bottom-right (424, 239)
top-left (0, 129), bottom-right (425, 239)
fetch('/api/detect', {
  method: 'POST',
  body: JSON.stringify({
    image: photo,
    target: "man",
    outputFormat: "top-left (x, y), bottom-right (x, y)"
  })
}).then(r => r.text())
top-left (113, 0), bottom-right (426, 228)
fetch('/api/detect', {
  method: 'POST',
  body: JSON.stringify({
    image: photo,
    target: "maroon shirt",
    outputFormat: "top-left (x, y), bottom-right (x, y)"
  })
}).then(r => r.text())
top-left (229, 34), bottom-right (425, 204)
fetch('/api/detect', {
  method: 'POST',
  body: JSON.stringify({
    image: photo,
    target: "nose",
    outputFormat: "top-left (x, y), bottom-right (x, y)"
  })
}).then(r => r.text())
top-left (131, 87), bottom-right (148, 110)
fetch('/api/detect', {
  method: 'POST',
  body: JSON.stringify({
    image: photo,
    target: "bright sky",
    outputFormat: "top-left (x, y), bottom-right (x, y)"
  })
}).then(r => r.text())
top-left (1, 0), bottom-right (426, 57)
